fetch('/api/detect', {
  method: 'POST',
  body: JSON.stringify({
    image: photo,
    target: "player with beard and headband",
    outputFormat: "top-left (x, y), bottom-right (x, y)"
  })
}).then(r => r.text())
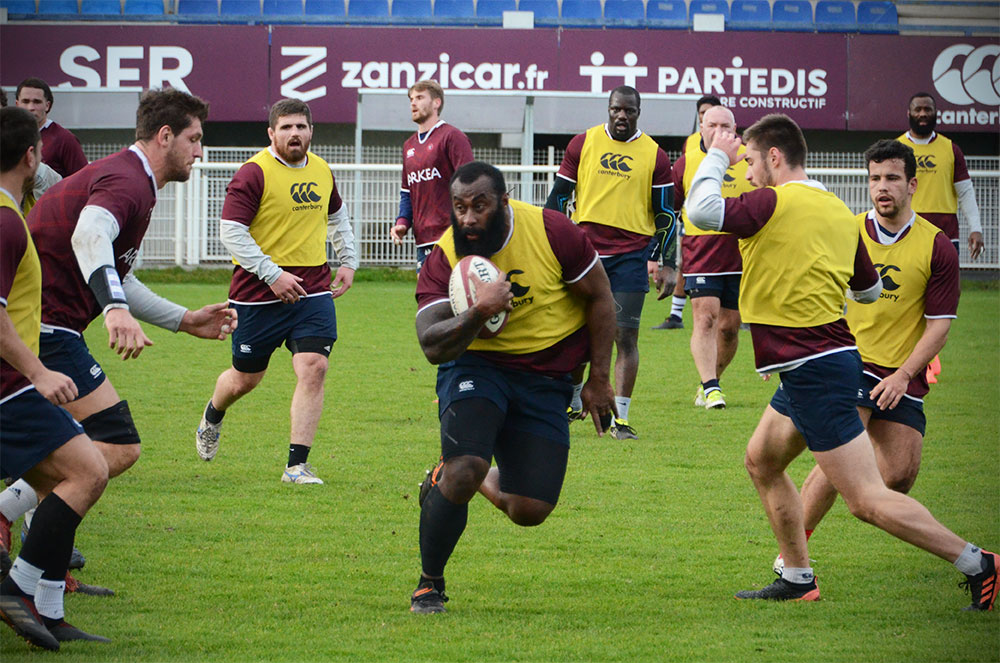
top-left (195, 98), bottom-right (358, 484)
top-left (687, 113), bottom-right (997, 610)
top-left (898, 92), bottom-right (983, 259)
top-left (0, 89), bottom-right (235, 597)
top-left (545, 85), bottom-right (676, 440)
top-left (409, 161), bottom-right (617, 613)
top-left (390, 80), bottom-right (474, 272)
top-left (772, 138), bottom-right (962, 576)
top-left (0, 106), bottom-right (109, 651)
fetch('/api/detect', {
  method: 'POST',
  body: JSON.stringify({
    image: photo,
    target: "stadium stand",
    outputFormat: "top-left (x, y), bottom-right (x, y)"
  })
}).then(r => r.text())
top-left (262, 0), bottom-right (302, 15)
top-left (517, 0), bottom-right (559, 25)
top-left (603, 0), bottom-right (645, 26)
top-left (857, 0), bottom-right (899, 33)
top-left (729, 0), bottom-right (770, 30)
top-left (123, 0), bottom-right (165, 13)
top-left (177, 0), bottom-right (219, 14)
top-left (559, 0), bottom-right (602, 25)
top-left (1, 0), bottom-right (37, 12)
top-left (433, 0), bottom-right (475, 24)
top-left (303, 0), bottom-right (344, 17)
top-left (474, 0), bottom-right (514, 24)
top-left (771, 0), bottom-right (813, 31)
top-left (220, 0), bottom-right (261, 15)
top-left (896, 0), bottom-right (998, 35)
top-left (38, 0), bottom-right (78, 12)
top-left (81, 0), bottom-right (121, 13)
top-left (645, 0), bottom-right (688, 28)
top-left (390, 0), bottom-right (431, 21)
top-left (688, 0), bottom-right (729, 22)
top-left (346, 0), bottom-right (388, 21)
top-left (814, 0), bottom-right (855, 31)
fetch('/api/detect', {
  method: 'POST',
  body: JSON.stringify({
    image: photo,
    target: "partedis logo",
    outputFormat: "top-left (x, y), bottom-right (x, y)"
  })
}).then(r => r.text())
top-left (931, 44), bottom-right (1000, 127)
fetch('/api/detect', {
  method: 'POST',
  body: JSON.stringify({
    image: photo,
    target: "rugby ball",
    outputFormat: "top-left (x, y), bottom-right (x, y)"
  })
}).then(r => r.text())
top-left (448, 255), bottom-right (509, 339)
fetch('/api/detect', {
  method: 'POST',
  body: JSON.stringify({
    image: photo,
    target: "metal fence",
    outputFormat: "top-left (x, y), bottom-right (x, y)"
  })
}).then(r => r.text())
top-left (77, 144), bottom-right (999, 270)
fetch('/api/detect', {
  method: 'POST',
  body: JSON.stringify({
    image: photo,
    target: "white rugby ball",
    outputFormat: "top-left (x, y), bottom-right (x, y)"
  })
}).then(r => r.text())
top-left (448, 255), bottom-right (509, 339)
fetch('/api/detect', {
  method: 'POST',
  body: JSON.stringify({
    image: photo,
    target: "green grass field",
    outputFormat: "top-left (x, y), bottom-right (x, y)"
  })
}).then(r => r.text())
top-left (3, 277), bottom-right (998, 662)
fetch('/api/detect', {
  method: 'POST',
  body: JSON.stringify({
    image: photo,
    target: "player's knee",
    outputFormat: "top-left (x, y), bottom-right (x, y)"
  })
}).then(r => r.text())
top-left (719, 326), bottom-right (739, 346)
top-left (507, 500), bottom-right (554, 527)
top-left (884, 468), bottom-right (917, 494)
top-left (843, 492), bottom-right (882, 525)
top-left (440, 456), bottom-right (489, 500)
top-left (64, 438), bottom-right (109, 504)
top-left (107, 443), bottom-right (142, 477)
top-left (230, 369), bottom-right (264, 396)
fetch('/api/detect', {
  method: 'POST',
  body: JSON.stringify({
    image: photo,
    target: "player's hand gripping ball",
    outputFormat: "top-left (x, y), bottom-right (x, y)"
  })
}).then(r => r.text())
top-left (448, 255), bottom-right (509, 339)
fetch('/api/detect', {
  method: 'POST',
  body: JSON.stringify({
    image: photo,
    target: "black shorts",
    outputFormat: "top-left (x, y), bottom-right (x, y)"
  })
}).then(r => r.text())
top-left (858, 371), bottom-right (926, 435)
top-left (39, 329), bottom-right (107, 399)
top-left (231, 294), bottom-right (337, 372)
top-left (684, 273), bottom-right (741, 311)
top-left (0, 389), bottom-right (84, 481)
top-left (436, 355), bottom-right (572, 505)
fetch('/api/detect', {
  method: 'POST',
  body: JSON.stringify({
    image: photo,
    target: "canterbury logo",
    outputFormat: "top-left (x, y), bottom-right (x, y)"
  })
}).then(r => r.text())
top-left (932, 44), bottom-right (1000, 106)
top-left (723, 171), bottom-right (736, 182)
top-left (600, 152), bottom-right (633, 172)
top-left (290, 182), bottom-right (322, 204)
top-left (875, 264), bottom-right (901, 291)
top-left (915, 155), bottom-right (937, 169)
top-left (505, 269), bottom-right (531, 298)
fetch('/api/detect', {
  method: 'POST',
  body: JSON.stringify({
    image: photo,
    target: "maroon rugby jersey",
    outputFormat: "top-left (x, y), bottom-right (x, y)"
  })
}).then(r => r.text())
top-left (28, 147), bottom-right (156, 334)
top-left (859, 215), bottom-right (960, 399)
top-left (400, 122), bottom-right (474, 247)
top-left (719, 186), bottom-right (880, 371)
top-left (1, 207), bottom-right (33, 399)
top-left (415, 207), bottom-right (598, 377)
top-left (557, 131), bottom-right (672, 256)
top-left (672, 153), bottom-right (742, 275)
top-left (41, 121), bottom-right (88, 178)
top-left (221, 153), bottom-right (344, 303)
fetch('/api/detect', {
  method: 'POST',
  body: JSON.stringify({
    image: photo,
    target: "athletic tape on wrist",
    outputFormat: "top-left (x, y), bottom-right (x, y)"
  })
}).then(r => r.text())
top-left (87, 265), bottom-right (128, 310)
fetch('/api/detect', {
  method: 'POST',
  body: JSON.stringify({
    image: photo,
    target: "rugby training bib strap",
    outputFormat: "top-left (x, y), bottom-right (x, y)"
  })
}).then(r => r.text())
top-left (88, 265), bottom-right (129, 311)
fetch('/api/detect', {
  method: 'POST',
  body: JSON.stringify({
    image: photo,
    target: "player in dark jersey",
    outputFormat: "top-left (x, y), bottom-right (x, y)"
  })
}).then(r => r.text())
top-left (0, 106), bottom-right (110, 651)
top-left (390, 80), bottom-right (474, 272)
top-left (545, 86), bottom-right (676, 440)
top-left (688, 113), bottom-right (997, 610)
top-left (409, 161), bottom-right (616, 614)
top-left (15, 78), bottom-right (88, 178)
top-left (0, 89), bottom-right (236, 591)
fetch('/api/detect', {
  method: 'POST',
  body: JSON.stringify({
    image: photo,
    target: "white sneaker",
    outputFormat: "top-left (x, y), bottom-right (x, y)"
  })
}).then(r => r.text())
top-left (694, 385), bottom-right (706, 407)
top-left (282, 462), bottom-right (324, 484)
top-left (195, 403), bottom-right (222, 461)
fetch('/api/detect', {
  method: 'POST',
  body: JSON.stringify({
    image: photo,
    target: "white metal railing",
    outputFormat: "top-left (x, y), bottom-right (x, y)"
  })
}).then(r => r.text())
top-left (135, 162), bottom-right (999, 270)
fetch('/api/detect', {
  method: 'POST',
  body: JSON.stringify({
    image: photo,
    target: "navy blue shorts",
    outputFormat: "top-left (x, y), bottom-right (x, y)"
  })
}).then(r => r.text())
top-left (684, 273), bottom-right (741, 311)
top-left (231, 294), bottom-right (337, 373)
top-left (39, 329), bottom-right (107, 399)
top-left (769, 350), bottom-right (866, 452)
top-left (858, 372), bottom-right (927, 435)
top-left (600, 248), bottom-right (650, 294)
top-left (0, 389), bottom-right (84, 481)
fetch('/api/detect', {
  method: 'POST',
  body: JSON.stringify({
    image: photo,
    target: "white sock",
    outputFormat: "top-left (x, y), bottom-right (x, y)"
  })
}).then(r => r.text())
top-left (570, 382), bottom-right (584, 411)
top-left (9, 558), bottom-right (43, 596)
top-left (781, 566), bottom-right (815, 585)
top-left (615, 396), bottom-right (631, 421)
top-left (34, 578), bottom-right (66, 621)
top-left (0, 480), bottom-right (38, 522)
top-left (954, 542), bottom-right (986, 575)
top-left (670, 296), bottom-right (686, 318)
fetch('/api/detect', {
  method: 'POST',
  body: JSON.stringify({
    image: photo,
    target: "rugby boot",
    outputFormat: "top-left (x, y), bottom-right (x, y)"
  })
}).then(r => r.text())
top-left (0, 581), bottom-right (59, 651)
top-left (735, 576), bottom-right (820, 601)
top-left (46, 619), bottom-right (111, 643)
top-left (410, 578), bottom-right (448, 614)
top-left (961, 549), bottom-right (998, 611)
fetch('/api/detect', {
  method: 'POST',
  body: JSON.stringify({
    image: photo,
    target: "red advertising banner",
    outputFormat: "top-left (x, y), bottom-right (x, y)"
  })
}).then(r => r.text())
top-left (1, 24), bottom-right (996, 132)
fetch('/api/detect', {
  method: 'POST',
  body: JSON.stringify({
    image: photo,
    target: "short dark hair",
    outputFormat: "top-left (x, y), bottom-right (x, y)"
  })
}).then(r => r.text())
top-left (609, 85), bottom-right (640, 109)
top-left (16, 77), bottom-right (53, 108)
top-left (0, 90), bottom-right (7, 108)
top-left (135, 88), bottom-right (209, 142)
top-left (908, 92), bottom-right (936, 108)
top-left (742, 113), bottom-right (807, 169)
top-left (268, 98), bottom-right (312, 129)
top-left (864, 139), bottom-right (917, 181)
top-left (696, 95), bottom-right (722, 109)
top-left (1, 107), bottom-right (41, 173)
top-left (450, 161), bottom-right (506, 200)
top-left (408, 80), bottom-right (445, 113)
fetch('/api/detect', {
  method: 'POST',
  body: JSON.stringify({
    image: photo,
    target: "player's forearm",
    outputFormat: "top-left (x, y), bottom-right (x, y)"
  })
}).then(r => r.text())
top-left (584, 293), bottom-right (616, 382)
top-left (955, 179), bottom-right (982, 234)
top-left (327, 202), bottom-right (360, 270)
top-left (898, 319), bottom-right (951, 381)
top-left (545, 176), bottom-right (575, 214)
top-left (72, 205), bottom-right (132, 314)
top-left (121, 272), bottom-right (186, 332)
top-left (685, 149), bottom-right (728, 231)
top-left (416, 302), bottom-right (490, 364)
top-left (396, 190), bottom-right (413, 228)
top-left (219, 220), bottom-right (283, 285)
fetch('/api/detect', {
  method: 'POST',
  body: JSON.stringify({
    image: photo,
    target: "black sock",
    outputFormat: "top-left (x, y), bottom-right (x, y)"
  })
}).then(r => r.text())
top-left (288, 444), bottom-right (310, 467)
top-left (19, 493), bottom-right (82, 581)
top-left (419, 484), bottom-right (468, 578)
top-left (702, 378), bottom-right (720, 393)
top-left (205, 401), bottom-right (225, 425)
top-left (417, 574), bottom-right (446, 593)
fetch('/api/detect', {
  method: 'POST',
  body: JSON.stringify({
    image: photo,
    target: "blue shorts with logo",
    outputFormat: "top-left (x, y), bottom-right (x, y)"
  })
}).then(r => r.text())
top-left (769, 350), bottom-right (866, 452)
top-left (231, 294), bottom-right (337, 373)
top-left (684, 273), bottom-right (741, 311)
top-left (39, 329), bottom-right (107, 399)
top-left (600, 248), bottom-right (650, 294)
top-left (858, 372), bottom-right (927, 435)
top-left (436, 355), bottom-right (572, 446)
top-left (0, 389), bottom-right (84, 481)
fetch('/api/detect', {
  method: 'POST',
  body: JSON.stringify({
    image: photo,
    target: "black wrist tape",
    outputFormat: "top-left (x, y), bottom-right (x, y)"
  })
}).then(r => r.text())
top-left (87, 265), bottom-right (127, 310)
